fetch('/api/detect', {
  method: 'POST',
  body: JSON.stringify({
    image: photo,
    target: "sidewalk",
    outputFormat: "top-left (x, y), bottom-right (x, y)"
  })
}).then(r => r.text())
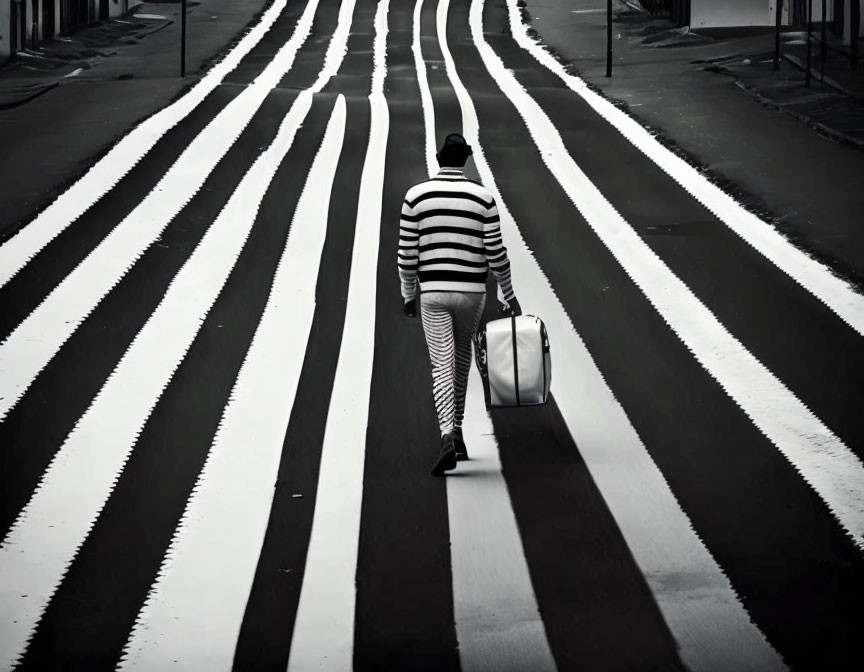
top-left (525, 0), bottom-right (864, 288)
top-left (699, 29), bottom-right (864, 150)
top-left (0, 11), bottom-right (174, 110)
top-left (0, 0), bottom-right (274, 241)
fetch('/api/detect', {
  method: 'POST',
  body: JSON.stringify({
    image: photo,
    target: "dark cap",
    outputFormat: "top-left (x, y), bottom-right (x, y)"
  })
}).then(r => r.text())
top-left (441, 133), bottom-right (472, 153)
top-left (438, 132), bottom-right (473, 166)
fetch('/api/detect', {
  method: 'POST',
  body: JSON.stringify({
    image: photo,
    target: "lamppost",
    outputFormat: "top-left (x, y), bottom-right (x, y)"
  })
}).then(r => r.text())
top-left (821, 0), bottom-right (827, 82)
top-left (805, 0), bottom-right (813, 86)
top-left (30, 0), bottom-right (37, 49)
top-left (181, 0), bottom-right (188, 77)
top-left (852, 0), bottom-right (860, 70)
top-left (774, 0), bottom-right (783, 71)
top-left (606, 0), bottom-right (612, 77)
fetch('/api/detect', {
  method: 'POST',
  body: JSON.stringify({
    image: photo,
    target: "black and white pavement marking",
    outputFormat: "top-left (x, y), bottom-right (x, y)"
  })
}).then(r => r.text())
top-left (1, 0), bottom-right (863, 670)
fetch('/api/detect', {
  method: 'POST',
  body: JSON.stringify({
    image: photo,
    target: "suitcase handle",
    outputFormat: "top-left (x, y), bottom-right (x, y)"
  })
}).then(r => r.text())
top-left (510, 315), bottom-right (522, 407)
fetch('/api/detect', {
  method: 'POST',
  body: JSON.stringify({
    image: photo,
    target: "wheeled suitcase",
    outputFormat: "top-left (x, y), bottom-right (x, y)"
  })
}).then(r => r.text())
top-left (474, 315), bottom-right (551, 408)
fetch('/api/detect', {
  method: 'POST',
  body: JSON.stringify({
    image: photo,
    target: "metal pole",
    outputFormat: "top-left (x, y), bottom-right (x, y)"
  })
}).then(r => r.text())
top-left (181, 0), bottom-right (188, 77)
top-left (606, 0), bottom-right (612, 77)
top-left (805, 0), bottom-right (813, 86)
top-left (774, 0), bottom-right (784, 70)
top-left (852, 0), bottom-right (860, 70)
top-left (10, 0), bottom-right (18, 59)
top-left (30, 0), bottom-right (37, 49)
top-left (821, 0), bottom-right (827, 81)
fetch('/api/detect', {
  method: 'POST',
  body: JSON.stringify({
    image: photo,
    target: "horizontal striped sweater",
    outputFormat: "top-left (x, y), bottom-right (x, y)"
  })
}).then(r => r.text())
top-left (398, 168), bottom-right (515, 302)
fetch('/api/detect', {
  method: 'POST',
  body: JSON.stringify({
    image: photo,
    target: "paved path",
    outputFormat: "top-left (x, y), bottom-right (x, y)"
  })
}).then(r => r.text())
top-left (1, 0), bottom-right (863, 670)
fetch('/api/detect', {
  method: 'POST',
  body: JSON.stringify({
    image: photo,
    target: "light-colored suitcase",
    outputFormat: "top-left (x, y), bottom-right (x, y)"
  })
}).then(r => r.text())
top-left (474, 315), bottom-right (551, 408)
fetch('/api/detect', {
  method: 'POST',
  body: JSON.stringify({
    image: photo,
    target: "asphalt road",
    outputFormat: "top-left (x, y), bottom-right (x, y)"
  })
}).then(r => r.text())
top-left (1, 0), bottom-right (863, 670)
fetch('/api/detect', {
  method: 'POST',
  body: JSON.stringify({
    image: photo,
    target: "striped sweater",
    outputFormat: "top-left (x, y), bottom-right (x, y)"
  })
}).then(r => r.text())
top-left (398, 168), bottom-right (515, 302)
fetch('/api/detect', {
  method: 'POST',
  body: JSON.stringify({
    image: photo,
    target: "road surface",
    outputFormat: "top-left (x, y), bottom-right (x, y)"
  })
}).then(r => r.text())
top-left (1, 0), bottom-right (863, 670)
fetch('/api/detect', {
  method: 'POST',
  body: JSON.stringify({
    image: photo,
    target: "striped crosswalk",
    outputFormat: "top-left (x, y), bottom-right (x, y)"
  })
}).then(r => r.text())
top-left (1, 0), bottom-right (863, 670)
top-left (118, 93), bottom-right (348, 672)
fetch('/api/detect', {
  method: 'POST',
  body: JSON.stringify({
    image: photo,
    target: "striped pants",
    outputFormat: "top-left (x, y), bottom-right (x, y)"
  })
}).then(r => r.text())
top-left (420, 291), bottom-right (486, 436)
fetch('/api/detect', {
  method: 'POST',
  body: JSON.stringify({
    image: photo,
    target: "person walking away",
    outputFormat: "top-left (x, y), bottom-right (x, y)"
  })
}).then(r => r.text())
top-left (398, 133), bottom-right (521, 476)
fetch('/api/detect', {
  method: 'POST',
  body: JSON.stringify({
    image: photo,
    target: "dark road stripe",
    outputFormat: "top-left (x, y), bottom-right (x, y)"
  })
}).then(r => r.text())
top-left (15, 96), bottom-right (331, 672)
top-left (320, 0), bottom-right (376, 98)
top-left (232, 0), bottom-right (380, 664)
top-left (481, 0), bottom-right (864, 459)
top-left (424, 0), bottom-right (464, 150)
top-left (352, 2), bottom-right (460, 670)
top-left (222, 0), bottom-right (310, 86)
top-left (488, 390), bottom-right (686, 671)
top-left (0, 90), bottom-right (303, 540)
top-left (231, 97), bottom-right (368, 672)
top-left (278, 0), bottom-right (342, 91)
top-left (448, 1), bottom-right (864, 667)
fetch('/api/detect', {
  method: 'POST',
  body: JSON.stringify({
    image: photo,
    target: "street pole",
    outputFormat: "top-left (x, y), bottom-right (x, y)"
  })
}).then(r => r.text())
top-left (606, 0), bottom-right (612, 77)
top-left (181, 0), bottom-right (188, 78)
top-left (820, 0), bottom-right (827, 82)
top-left (852, 0), bottom-right (860, 71)
top-left (30, 0), bottom-right (37, 49)
top-left (774, 0), bottom-right (783, 71)
top-left (10, 0), bottom-right (18, 59)
top-left (805, 0), bottom-right (813, 86)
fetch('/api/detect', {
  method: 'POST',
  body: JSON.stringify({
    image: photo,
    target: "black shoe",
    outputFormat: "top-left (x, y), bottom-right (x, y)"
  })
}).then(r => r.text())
top-left (453, 427), bottom-right (469, 461)
top-left (431, 433), bottom-right (458, 476)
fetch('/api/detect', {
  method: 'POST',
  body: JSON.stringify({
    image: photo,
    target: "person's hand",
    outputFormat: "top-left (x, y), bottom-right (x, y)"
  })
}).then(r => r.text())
top-left (403, 298), bottom-right (417, 318)
top-left (505, 297), bottom-right (522, 317)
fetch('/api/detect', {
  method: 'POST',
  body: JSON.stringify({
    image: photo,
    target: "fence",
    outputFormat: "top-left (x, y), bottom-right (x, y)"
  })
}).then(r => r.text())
top-left (639, 0), bottom-right (691, 27)
top-left (60, 0), bottom-right (94, 34)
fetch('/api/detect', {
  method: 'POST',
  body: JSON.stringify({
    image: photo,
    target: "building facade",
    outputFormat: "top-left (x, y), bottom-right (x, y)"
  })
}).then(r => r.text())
top-left (687, 0), bottom-right (861, 42)
top-left (2, 0), bottom-right (134, 61)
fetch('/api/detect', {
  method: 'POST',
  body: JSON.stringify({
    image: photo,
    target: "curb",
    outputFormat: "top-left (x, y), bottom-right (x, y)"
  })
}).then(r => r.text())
top-left (733, 79), bottom-right (864, 152)
top-left (0, 81), bottom-right (61, 110)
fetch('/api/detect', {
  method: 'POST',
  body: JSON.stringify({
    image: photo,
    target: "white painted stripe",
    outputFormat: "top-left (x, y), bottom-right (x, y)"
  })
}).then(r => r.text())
top-left (0, 0), bottom-right (323, 423)
top-left (473, 0), bottom-right (864, 553)
top-left (117, 95), bottom-right (347, 672)
top-left (424, 3), bottom-right (556, 669)
top-left (503, 0), bottom-right (864, 335)
top-left (449, 375), bottom-right (558, 672)
top-left (0, 89), bottom-right (316, 672)
top-left (286, 2), bottom-right (389, 669)
top-left (0, 0), bottom-right (291, 288)
top-left (439, 0), bottom-right (788, 669)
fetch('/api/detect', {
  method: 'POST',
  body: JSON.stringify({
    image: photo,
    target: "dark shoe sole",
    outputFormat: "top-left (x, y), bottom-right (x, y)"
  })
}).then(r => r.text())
top-left (431, 446), bottom-right (457, 476)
